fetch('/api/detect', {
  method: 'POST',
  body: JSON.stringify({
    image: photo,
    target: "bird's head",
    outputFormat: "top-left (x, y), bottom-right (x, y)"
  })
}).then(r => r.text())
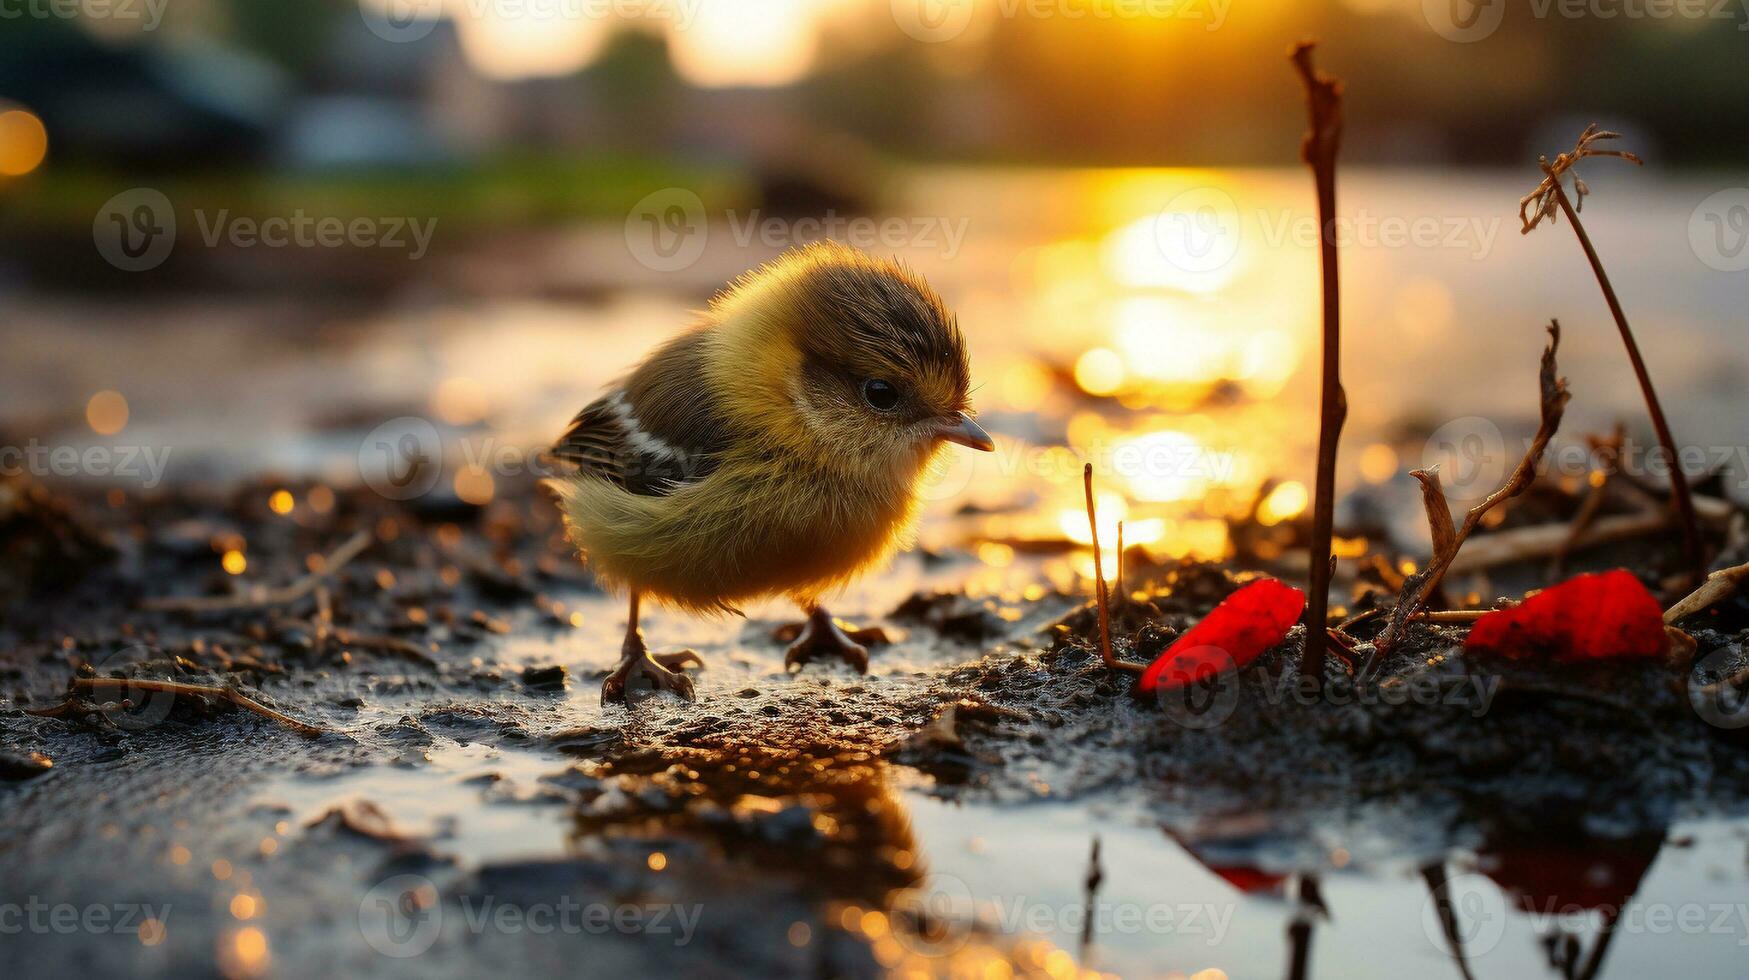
top-left (708, 242), bottom-right (992, 483)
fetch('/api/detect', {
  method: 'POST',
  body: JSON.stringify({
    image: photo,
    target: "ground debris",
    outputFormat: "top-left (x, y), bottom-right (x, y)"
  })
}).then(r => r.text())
top-left (0, 747), bottom-right (53, 780)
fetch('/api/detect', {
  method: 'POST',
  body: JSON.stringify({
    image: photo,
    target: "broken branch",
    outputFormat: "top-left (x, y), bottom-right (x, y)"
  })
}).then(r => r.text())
top-left (1664, 560), bottom-right (1749, 624)
top-left (1373, 322), bottom-right (1571, 663)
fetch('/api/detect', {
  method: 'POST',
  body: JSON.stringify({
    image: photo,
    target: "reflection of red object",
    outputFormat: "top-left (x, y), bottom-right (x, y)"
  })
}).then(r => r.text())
top-left (1480, 837), bottom-right (1661, 913)
top-left (1207, 864), bottom-right (1289, 895)
top-left (1464, 570), bottom-right (1665, 663)
top-left (1138, 579), bottom-right (1306, 693)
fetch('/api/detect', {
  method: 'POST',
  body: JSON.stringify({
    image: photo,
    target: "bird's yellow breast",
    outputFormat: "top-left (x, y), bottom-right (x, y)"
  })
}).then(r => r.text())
top-left (550, 448), bottom-right (929, 613)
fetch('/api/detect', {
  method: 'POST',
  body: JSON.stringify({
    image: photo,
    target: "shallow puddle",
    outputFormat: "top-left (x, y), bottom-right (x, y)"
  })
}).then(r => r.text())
top-left (252, 742), bottom-right (577, 867)
top-left (251, 737), bottom-right (1749, 979)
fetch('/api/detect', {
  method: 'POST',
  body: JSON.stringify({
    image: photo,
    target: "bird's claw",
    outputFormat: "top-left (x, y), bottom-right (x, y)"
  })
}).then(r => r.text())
top-left (601, 651), bottom-right (699, 705)
top-left (783, 611), bottom-right (881, 673)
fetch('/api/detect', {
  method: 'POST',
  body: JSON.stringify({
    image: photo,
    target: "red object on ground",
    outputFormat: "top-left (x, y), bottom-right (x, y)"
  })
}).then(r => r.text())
top-left (1463, 569), bottom-right (1666, 663)
top-left (1138, 579), bottom-right (1306, 693)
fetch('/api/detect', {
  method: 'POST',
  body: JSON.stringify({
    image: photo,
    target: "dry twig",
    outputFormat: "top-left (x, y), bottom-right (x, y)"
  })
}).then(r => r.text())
top-left (1290, 40), bottom-right (1347, 688)
top-left (1664, 560), bottom-right (1749, 623)
top-left (1371, 323), bottom-right (1571, 666)
top-left (1521, 126), bottom-right (1703, 584)
top-left (43, 677), bottom-right (333, 737)
top-left (1083, 464), bottom-right (1142, 675)
top-left (1518, 125), bottom-right (1641, 232)
top-left (140, 530), bottom-right (372, 613)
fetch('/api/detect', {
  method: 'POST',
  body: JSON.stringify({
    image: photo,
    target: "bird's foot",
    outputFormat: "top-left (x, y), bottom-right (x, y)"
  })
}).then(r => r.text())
top-left (650, 650), bottom-right (704, 671)
top-left (601, 643), bottom-right (701, 705)
top-left (781, 609), bottom-right (887, 673)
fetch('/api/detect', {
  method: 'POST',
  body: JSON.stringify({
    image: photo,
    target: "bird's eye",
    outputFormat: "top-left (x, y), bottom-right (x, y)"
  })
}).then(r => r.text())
top-left (861, 378), bottom-right (900, 412)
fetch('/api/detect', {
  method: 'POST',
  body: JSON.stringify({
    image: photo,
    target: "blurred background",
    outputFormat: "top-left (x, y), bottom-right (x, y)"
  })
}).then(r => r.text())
top-left (2, 0), bottom-right (1746, 576)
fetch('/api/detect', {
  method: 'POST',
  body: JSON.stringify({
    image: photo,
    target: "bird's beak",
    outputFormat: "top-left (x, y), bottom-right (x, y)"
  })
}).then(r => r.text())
top-left (938, 412), bottom-right (994, 452)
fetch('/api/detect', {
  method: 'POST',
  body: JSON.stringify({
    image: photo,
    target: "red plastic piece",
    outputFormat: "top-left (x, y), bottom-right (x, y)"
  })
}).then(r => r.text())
top-left (1464, 569), bottom-right (1666, 663)
top-left (1138, 579), bottom-right (1307, 693)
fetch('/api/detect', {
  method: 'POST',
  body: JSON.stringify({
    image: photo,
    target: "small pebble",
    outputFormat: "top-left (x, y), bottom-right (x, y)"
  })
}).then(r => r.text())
top-left (522, 665), bottom-right (568, 690)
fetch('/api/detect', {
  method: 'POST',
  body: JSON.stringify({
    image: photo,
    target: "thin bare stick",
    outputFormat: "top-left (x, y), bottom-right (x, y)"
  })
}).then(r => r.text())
top-left (69, 677), bottom-right (332, 736)
top-left (1291, 40), bottom-right (1347, 689)
top-left (1115, 520), bottom-right (1125, 602)
top-left (1448, 507), bottom-right (1732, 576)
top-left (1418, 609), bottom-right (1494, 624)
top-left (140, 530), bottom-right (372, 613)
top-left (1664, 559), bottom-right (1749, 623)
top-left (1552, 427), bottom-right (1622, 577)
top-left (1372, 323), bottom-right (1570, 664)
top-left (1523, 127), bottom-right (1702, 583)
top-left (1083, 464), bottom-right (1141, 674)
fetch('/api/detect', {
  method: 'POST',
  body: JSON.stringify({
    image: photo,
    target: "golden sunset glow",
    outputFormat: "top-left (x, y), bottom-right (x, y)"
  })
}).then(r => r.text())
top-left (454, 10), bottom-right (613, 80)
top-left (665, 0), bottom-right (820, 87)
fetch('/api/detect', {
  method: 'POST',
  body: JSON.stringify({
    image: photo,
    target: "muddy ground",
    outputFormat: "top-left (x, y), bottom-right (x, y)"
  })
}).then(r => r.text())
top-left (4, 471), bottom-right (1749, 979)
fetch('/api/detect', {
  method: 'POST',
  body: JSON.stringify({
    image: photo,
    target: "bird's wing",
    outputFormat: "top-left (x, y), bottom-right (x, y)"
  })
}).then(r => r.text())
top-left (551, 328), bottom-right (732, 496)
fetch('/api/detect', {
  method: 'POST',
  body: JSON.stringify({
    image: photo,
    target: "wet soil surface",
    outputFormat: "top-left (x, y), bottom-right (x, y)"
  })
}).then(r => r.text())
top-left (4, 472), bottom-right (1749, 979)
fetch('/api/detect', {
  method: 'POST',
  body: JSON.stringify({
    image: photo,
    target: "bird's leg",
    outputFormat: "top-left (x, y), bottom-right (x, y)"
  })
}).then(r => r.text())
top-left (601, 592), bottom-right (700, 705)
top-left (782, 605), bottom-right (885, 673)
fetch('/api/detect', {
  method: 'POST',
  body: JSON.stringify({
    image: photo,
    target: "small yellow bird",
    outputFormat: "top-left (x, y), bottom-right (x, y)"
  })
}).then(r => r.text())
top-left (548, 242), bottom-right (993, 704)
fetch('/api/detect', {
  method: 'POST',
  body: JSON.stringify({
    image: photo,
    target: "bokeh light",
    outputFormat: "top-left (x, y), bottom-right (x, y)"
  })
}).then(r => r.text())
top-left (0, 107), bottom-right (47, 177)
top-left (86, 391), bottom-right (129, 435)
